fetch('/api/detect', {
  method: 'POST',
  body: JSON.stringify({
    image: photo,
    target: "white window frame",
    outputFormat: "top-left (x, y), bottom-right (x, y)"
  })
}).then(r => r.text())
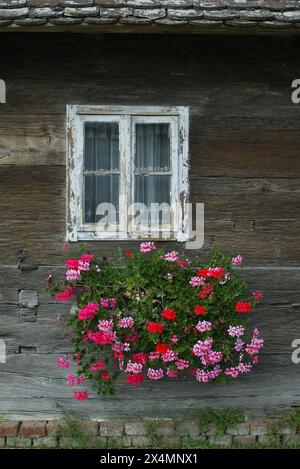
top-left (66, 105), bottom-right (189, 242)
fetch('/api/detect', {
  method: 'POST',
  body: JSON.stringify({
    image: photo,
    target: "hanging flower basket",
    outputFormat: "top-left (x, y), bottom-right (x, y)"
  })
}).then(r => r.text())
top-left (46, 244), bottom-right (263, 400)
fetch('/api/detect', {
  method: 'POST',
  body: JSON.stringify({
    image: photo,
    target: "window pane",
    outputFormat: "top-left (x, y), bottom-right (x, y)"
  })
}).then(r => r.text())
top-left (135, 124), bottom-right (170, 172)
top-left (135, 175), bottom-right (171, 228)
top-left (135, 175), bottom-right (170, 205)
top-left (84, 122), bottom-right (119, 171)
top-left (85, 174), bottom-right (119, 224)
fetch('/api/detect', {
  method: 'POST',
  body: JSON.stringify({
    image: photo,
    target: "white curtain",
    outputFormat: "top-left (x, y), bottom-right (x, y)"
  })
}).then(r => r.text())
top-left (84, 123), bottom-right (119, 223)
top-left (135, 123), bottom-right (171, 207)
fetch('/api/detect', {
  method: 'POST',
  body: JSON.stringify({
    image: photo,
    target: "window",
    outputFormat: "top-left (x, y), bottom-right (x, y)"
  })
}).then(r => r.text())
top-left (66, 106), bottom-right (189, 241)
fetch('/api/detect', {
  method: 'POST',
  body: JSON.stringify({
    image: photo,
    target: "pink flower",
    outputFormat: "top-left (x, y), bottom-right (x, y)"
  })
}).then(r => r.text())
top-left (253, 290), bottom-right (263, 301)
top-left (100, 298), bottom-right (117, 309)
top-left (196, 369), bottom-right (216, 383)
top-left (112, 342), bottom-right (124, 353)
top-left (225, 367), bottom-right (239, 378)
top-left (238, 363), bottom-right (252, 374)
top-left (87, 330), bottom-right (116, 345)
top-left (45, 274), bottom-right (53, 288)
top-left (228, 325), bottom-right (245, 338)
top-left (231, 255), bottom-right (243, 266)
top-left (245, 337), bottom-right (264, 356)
top-left (73, 390), bottom-right (89, 401)
top-left (78, 260), bottom-right (90, 272)
top-left (91, 360), bottom-right (106, 371)
top-left (75, 353), bottom-right (82, 364)
top-left (66, 269), bottom-right (81, 281)
top-left (98, 319), bottom-right (114, 332)
top-left (235, 338), bottom-right (244, 352)
top-left (171, 335), bottom-right (178, 343)
top-left (219, 272), bottom-right (231, 285)
top-left (147, 368), bottom-right (164, 380)
top-left (126, 362), bottom-right (143, 374)
top-left (175, 359), bottom-right (190, 370)
top-left (192, 338), bottom-right (213, 357)
top-left (64, 243), bottom-right (70, 251)
top-left (57, 356), bottom-right (70, 369)
top-left (66, 373), bottom-right (76, 386)
top-left (118, 316), bottom-right (134, 329)
top-left (148, 352), bottom-right (160, 361)
top-left (140, 242), bottom-right (156, 253)
top-left (78, 303), bottom-right (99, 320)
top-left (162, 251), bottom-right (179, 262)
top-left (189, 276), bottom-right (205, 287)
top-left (161, 350), bottom-right (178, 362)
top-left (196, 321), bottom-right (212, 333)
top-left (77, 375), bottom-right (85, 385)
top-left (192, 339), bottom-right (223, 366)
top-left (204, 351), bottom-right (223, 366)
top-left (195, 365), bottom-right (221, 382)
top-left (67, 374), bottom-right (85, 386)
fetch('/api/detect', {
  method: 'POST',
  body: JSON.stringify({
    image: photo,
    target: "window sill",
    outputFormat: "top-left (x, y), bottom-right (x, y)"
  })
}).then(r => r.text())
top-left (72, 230), bottom-right (189, 242)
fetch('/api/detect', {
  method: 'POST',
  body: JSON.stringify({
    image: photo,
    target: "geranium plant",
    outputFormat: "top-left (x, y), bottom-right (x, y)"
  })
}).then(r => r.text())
top-left (46, 244), bottom-right (263, 399)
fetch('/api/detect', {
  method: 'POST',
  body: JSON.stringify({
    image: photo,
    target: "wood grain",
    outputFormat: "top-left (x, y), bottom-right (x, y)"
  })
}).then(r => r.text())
top-left (0, 33), bottom-right (300, 417)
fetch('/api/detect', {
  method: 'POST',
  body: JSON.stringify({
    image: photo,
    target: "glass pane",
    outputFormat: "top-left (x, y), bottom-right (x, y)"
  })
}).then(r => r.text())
top-left (85, 174), bottom-right (119, 224)
top-left (84, 122), bottom-right (119, 171)
top-left (135, 175), bottom-right (171, 228)
top-left (135, 123), bottom-right (170, 172)
top-left (135, 175), bottom-right (170, 205)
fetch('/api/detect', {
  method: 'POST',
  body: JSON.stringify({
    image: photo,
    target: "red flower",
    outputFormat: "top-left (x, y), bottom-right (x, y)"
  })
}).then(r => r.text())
top-left (253, 291), bottom-right (263, 301)
top-left (73, 390), bottom-right (89, 401)
top-left (101, 372), bottom-right (111, 381)
top-left (125, 332), bottom-right (140, 343)
top-left (126, 373), bottom-right (144, 386)
top-left (199, 283), bottom-right (214, 299)
top-left (125, 250), bottom-right (132, 257)
top-left (55, 286), bottom-right (76, 302)
top-left (235, 302), bottom-right (252, 313)
top-left (132, 352), bottom-right (147, 364)
top-left (156, 343), bottom-right (172, 354)
top-left (210, 267), bottom-right (224, 280)
top-left (194, 305), bottom-right (206, 316)
top-left (197, 268), bottom-right (209, 278)
top-left (147, 322), bottom-right (163, 334)
top-left (162, 308), bottom-right (176, 321)
top-left (197, 267), bottom-right (224, 280)
top-left (177, 260), bottom-right (190, 268)
top-left (114, 351), bottom-right (123, 360)
top-left (80, 253), bottom-right (95, 263)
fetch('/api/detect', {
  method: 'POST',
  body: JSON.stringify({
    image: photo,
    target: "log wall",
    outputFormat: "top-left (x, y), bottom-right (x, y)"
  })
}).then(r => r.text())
top-left (0, 33), bottom-right (300, 419)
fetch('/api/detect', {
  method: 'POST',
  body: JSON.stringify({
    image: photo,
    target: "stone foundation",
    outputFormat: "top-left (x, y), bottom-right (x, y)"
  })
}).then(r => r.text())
top-left (0, 417), bottom-right (299, 448)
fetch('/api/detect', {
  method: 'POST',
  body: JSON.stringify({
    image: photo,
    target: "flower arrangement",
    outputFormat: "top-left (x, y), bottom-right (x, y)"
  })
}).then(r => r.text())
top-left (47, 244), bottom-right (263, 399)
